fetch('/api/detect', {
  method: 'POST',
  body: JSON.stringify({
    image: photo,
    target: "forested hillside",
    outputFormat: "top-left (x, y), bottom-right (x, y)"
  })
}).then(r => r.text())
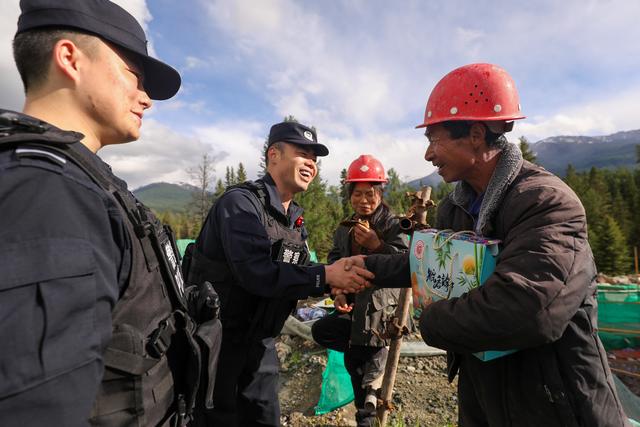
top-left (148, 137), bottom-right (640, 273)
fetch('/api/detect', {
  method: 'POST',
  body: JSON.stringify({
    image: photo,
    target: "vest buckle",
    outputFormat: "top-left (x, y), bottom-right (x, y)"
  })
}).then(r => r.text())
top-left (147, 317), bottom-right (176, 358)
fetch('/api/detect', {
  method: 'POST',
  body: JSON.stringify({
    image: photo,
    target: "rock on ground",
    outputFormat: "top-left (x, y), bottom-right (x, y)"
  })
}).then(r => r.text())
top-left (278, 334), bottom-right (458, 427)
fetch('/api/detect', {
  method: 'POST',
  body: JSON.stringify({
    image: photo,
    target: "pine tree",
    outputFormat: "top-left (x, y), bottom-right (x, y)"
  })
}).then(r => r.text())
top-left (338, 168), bottom-right (351, 216)
top-left (594, 215), bottom-right (632, 275)
top-left (295, 169), bottom-right (343, 262)
top-left (385, 168), bottom-right (413, 215)
top-left (563, 165), bottom-right (640, 275)
top-left (588, 167), bottom-right (608, 195)
top-left (178, 213), bottom-right (192, 240)
top-left (626, 170), bottom-right (640, 256)
top-left (224, 166), bottom-right (235, 187)
top-left (518, 136), bottom-right (537, 163)
top-left (236, 162), bottom-right (248, 183)
top-left (564, 164), bottom-right (584, 193)
top-left (259, 115), bottom-right (299, 176)
top-left (214, 179), bottom-right (225, 199)
top-left (259, 137), bottom-right (269, 177)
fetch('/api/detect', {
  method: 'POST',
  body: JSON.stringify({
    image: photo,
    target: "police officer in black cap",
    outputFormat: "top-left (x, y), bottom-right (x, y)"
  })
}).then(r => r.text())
top-left (184, 121), bottom-right (375, 426)
top-left (0, 1), bottom-right (219, 426)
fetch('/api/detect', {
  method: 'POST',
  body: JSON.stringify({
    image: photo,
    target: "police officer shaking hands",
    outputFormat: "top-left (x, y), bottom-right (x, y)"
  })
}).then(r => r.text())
top-left (1, 0), bottom-right (220, 426)
top-left (184, 121), bottom-right (374, 426)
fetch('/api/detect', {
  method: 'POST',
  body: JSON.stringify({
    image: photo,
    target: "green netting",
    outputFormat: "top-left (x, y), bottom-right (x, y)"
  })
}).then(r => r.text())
top-left (176, 239), bottom-right (195, 257)
top-left (597, 284), bottom-right (640, 350)
top-left (315, 349), bottom-right (354, 415)
top-left (175, 239), bottom-right (317, 263)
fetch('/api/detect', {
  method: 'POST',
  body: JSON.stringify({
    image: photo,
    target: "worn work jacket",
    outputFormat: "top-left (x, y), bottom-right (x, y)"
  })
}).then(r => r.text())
top-left (328, 205), bottom-right (408, 347)
top-left (365, 143), bottom-right (629, 427)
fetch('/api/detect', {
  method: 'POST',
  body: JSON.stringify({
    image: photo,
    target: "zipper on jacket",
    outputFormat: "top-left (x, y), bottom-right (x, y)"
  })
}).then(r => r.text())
top-left (543, 384), bottom-right (554, 403)
top-left (447, 193), bottom-right (475, 226)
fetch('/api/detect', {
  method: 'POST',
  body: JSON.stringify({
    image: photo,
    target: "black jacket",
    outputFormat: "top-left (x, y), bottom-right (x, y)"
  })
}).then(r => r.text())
top-left (194, 175), bottom-right (327, 342)
top-left (0, 110), bottom-right (214, 427)
top-left (0, 111), bottom-right (125, 426)
top-left (328, 205), bottom-right (408, 347)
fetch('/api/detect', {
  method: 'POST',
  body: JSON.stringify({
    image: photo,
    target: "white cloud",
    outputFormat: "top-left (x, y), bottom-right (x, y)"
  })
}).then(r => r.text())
top-left (517, 85), bottom-right (640, 141)
top-left (111, 0), bottom-right (152, 29)
top-left (192, 120), bottom-right (267, 180)
top-left (198, 0), bottom-right (640, 185)
top-left (0, 0), bottom-right (25, 111)
top-left (317, 128), bottom-right (436, 186)
top-left (0, 0), bottom-right (156, 112)
top-left (203, 0), bottom-right (407, 133)
top-left (110, 0), bottom-right (157, 56)
top-left (3, 0), bottom-right (640, 189)
top-left (156, 99), bottom-right (208, 114)
top-left (184, 56), bottom-right (208, 70)
top-left (100, 118), bottom-right (229, 190)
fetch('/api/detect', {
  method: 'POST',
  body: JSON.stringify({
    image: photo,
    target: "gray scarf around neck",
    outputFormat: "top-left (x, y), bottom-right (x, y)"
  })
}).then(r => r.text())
top-left (449, 142), bottom-right (523, 235)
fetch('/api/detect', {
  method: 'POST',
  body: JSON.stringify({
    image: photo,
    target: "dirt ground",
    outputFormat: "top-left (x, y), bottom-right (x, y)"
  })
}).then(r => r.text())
top-left (277, 331), bottom-right (640, 427)
top-left (277, 333), bottom-right (458, 427)
top-left (277, 284), bottom-right (640, 427)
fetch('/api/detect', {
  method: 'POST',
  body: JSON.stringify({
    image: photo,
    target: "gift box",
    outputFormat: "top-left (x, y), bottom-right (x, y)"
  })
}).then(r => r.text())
top-left (409, 229), bottom-right (515, 361)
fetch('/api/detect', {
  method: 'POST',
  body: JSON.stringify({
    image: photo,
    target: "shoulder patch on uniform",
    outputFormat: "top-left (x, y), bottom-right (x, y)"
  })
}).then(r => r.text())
top-left (15, 147), bottom-right (67, 165)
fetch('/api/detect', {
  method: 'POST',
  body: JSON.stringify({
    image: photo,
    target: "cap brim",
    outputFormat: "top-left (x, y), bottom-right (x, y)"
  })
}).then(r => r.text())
top-left (312, 144), bottom-right (329, 157)
top-left (88, 33), bottom-right (181, 101)
top-left (415, 116), bottom-right (526, 130)
top-left (140, 55), bottom-right (181, 100)
top-left (287, 141), bottom-right (329, 156)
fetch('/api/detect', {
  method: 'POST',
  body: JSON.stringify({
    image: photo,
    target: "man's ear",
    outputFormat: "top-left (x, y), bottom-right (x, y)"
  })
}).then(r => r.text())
top-left (267, 145), bottom-right (280, 164)
top-left (469, 122), bottom-right (487, 149)
top-left (51, 39), bottom-right (86, 84)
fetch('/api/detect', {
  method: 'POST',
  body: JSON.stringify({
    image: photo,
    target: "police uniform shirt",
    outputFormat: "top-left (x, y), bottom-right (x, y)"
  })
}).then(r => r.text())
top-left (0, 111), bottom-right (130, 425)
top-left (197, 173), bottom-right (326, 298)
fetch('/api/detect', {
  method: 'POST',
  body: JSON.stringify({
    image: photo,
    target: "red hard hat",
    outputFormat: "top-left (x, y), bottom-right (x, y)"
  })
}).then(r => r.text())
top-left (416, 63), bottom-right (525, 128)
top-left (346, 155), bottom-right (387, 183)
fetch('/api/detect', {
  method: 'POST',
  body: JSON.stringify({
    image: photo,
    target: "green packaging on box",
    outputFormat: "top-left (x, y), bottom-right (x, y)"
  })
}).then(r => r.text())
top-left (409, 229), bottom-right (515, 361)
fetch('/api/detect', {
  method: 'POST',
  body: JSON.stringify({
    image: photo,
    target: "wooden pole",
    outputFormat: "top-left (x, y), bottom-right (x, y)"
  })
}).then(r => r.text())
top-left (377, 186), bottom-right (432, 426)
top-left (376, 287), bottom-right (412, 426)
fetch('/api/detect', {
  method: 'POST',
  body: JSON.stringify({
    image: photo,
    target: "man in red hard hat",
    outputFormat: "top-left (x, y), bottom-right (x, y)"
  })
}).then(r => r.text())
top-left (357, 63), bottom-right (629, 426)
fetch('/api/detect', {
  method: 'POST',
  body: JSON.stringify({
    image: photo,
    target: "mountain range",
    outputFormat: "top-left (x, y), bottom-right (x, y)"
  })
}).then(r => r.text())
top-left (408, 128), bottom-right (640, 189)
top-left (528, 129), bottom-right (640, 175)
top-left (134, 129), bottom-right (640, 211)
top-left (133, 182), bottom-right (196, 213)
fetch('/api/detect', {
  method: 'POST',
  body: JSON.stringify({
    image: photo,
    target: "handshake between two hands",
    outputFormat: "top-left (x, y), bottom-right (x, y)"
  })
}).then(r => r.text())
top-left (324, 255), bottom-right (374, 298)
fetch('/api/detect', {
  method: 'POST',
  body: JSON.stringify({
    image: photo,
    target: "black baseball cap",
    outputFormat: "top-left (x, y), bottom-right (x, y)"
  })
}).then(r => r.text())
top-left (16, 0), bottom-right (181, 100)
top-left (267, 122), bottom-right (329, 156)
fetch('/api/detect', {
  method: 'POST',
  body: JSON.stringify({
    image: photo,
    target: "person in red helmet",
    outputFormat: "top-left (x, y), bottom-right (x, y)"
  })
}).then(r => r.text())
top-left (346, 64), bottom-right (629, 426)
top-left (311, 155), bottom-right (408, 427)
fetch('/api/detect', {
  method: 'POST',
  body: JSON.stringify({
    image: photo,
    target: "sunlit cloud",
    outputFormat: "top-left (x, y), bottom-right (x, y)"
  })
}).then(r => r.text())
top-left (1, 0), bottom-right (639, 186)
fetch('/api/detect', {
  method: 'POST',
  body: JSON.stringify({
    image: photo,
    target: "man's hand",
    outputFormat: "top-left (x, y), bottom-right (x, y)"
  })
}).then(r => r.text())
top-left (333, 294), bottom-right (354, 313)
top-left (325, 256), bottom-right (374, 294)
top-left (341, 254), bottom-right (367, 271)
top-left (353, 224), bottom-right (382, 251)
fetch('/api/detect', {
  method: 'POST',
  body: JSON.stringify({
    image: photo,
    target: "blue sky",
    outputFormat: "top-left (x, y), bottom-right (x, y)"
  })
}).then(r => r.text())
top-left (2, 0), bottom-right (639, 189)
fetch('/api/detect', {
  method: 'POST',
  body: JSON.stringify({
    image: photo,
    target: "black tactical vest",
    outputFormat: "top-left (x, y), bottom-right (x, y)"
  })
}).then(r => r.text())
top-left (0, 111), bottom-right (220, 427)
top-left (183, 180), bottom-right (309, 343)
